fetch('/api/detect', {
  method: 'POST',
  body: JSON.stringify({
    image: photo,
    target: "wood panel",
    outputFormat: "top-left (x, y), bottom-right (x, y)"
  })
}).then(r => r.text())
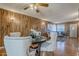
top-left (0, 8), bottom-right (2, 46)
top-left (0, 8), bottom-right (48, 46)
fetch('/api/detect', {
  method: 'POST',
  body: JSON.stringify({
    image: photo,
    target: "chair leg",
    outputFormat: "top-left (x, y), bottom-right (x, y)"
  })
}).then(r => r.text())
top-left (42, 52), bottom-right (46, 56)
top-left (40, 51), bottom-right (46, 56)
top-left (46, 51), bottom-right (54, 56)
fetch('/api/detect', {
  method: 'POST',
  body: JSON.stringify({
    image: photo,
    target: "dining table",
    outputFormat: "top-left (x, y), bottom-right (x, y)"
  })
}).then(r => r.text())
top-left (32, 37), bottom-right (46, 56)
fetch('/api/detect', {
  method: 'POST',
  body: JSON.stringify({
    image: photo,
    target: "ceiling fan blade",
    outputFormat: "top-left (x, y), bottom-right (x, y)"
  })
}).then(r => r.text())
top-left (24, 6), bottom-right (29, 10)
top-left (38, 3), bottom-right (48, 7)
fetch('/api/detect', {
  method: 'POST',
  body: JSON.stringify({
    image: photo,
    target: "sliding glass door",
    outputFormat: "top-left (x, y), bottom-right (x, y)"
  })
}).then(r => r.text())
top-left (47, 23), bottom-right (65, 32)
top-left (47, 23), bottom-right (56, 32)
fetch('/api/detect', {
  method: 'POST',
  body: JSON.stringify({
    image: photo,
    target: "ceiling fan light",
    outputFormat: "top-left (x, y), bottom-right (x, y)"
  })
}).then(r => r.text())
top-left (30, 4), bottom-right (34, 9)
top-left (34, 6), bottom-right (38, 10)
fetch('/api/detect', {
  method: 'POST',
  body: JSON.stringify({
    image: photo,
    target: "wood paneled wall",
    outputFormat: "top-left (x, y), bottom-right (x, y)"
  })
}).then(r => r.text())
top-left (0, 8), bottom-right (48, 46)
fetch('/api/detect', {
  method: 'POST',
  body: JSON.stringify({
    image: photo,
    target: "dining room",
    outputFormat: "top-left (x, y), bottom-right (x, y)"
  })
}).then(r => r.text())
top-left (0, 3), bottom-right (79, 56)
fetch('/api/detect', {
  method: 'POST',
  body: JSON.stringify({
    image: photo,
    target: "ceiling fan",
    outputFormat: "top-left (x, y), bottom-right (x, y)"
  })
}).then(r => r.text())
top-left (24, 3), bottom-right (49, 13)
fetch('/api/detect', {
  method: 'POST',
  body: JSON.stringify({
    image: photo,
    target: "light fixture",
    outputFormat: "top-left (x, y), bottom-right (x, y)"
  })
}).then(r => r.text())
top-left (10, 16), bottom-right (15, 22)
top-left (10, 17), bottom-right (15, 20)
top-left (30, 3), bottom-right (39, 12)
top-left (30, 4), bottom-right (34, 10)
top-left (34, 5), bottom-right (38, 10)
top-left (10, 16), bottom-right (20, 24)
top-left (24, 3), bottom-right (48, 13)
top-left (41, 21), bottom-right (45, 25)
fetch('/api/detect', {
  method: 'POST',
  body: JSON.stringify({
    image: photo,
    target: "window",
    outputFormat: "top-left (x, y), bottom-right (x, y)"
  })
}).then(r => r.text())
top-left (47, 24), bottom-right (56, 32)
top-left (47, 23), bottom-right (65, 32)
top-left (57, 24), bottom-right (65, 32)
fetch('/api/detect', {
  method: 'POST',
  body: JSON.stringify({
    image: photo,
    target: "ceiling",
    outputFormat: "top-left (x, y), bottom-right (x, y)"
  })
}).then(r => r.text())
top-left (0, 3), bottom-right (79, 23)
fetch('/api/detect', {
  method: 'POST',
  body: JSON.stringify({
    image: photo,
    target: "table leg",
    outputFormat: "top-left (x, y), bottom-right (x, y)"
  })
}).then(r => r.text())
top-left (37, 43), bottom-right (41, 56)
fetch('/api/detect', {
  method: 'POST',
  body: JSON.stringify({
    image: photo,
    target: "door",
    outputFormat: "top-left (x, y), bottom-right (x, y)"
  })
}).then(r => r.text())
top-left (70, 23), bottom-right (77, 38)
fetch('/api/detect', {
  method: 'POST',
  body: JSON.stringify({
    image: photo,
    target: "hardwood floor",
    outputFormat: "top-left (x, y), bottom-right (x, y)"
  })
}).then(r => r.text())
top-left (0, 37), bottom-right (78, 56)
top-left (54, 37), bottom-right (78, 56)
top-left (40, 37), bottom-right (78, 56)
top-left (0, 47), bottom-right (6, 56)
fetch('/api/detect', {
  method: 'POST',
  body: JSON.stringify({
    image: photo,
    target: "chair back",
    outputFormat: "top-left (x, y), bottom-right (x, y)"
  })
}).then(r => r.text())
top-left (45, 32), bottom-right (57, 51)
top-left (50, 32), bottom-right (57, 50)
top-left (10, 32), bottom-right (21, 37)
top-left (4, 36), bottom-right (32, 56)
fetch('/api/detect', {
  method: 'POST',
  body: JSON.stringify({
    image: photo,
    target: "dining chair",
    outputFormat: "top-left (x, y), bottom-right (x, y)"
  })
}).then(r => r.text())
top-left (40, 32), bottom-right (57, 56)
top-left (4, 36), bottom-right (32, 56)
top-left (10, 32), bottom-right (21, 37)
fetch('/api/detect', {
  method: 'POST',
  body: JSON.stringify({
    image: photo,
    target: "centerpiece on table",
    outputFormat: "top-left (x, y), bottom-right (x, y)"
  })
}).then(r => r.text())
top-left (30, 29), bottom-right (41, 42)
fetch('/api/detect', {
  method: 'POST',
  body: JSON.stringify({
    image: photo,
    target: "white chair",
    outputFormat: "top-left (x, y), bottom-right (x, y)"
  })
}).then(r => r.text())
top-left (10, 32), bottom-right (21, 37)
top-left (4, 36), bottom-right (32, 56)
top-left (40, 32), bottom-right (57, 56)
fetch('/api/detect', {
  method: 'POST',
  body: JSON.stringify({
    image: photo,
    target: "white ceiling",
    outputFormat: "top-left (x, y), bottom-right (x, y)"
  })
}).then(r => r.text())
top-left (0, 3), bottom-right (79, 23)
